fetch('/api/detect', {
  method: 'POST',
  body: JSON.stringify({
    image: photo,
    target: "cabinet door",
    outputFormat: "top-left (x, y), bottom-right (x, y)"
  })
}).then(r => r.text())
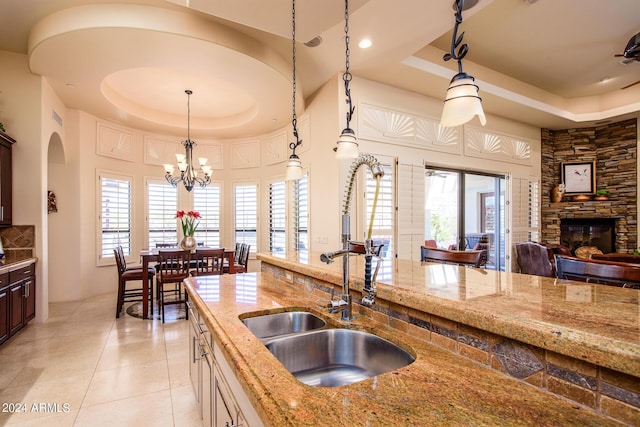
top-left (0, 142), bottom-right (11, 226)
top-left (9, 283), bottom-right (23, 335)
top-left (23, 277), bottom-right (35, 322)
top-left (214, 376), bottom-right (234, 427)
top-left (0, 286), bottom-right (8, 344)
top-left (202, 350), bottom-right (213, 427)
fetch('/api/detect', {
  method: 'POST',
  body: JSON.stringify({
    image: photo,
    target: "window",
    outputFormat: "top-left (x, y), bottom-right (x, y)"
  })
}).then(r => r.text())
top-left (193, 183), bottom-right (221, 247)
top-left (269, 181), bottom-right (286, 253)
top-left (147, 180), bottom-right (177, 248)
top-left (97, 172), bottom-right (132, 264)
top-left (234, 183), bottom-right (257, 253)
top-left (292, 174), bottom-right (308, 251)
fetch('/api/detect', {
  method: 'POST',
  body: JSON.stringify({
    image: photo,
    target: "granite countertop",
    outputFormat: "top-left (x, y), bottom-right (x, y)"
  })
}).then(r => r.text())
top-left (185, 272), bottom-right (623, 426)
top-left (258, 250), bottom-right (640, 378)
top-left (0, 253), bottom-right (36, 276)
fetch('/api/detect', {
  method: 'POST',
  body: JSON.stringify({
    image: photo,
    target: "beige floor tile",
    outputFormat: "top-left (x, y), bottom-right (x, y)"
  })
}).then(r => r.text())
top-left (106, 319), bottom-right (164, 347)
top-left (55, 318), bottom-right (114, 337)
top-left (75, 390), bottom-right (175, 427)
top-left (0, 374), bottom-right (91, 425)
top-left (95, 339), bottom-right (167, 371)
top-left (9, 350), bottom-right (100, 387)
top-left (168, 355), bottom-right (192, 389)
top-left (171, 384), bottom-right (205, 427)
top-left (82, 359), bottom-right (170, 407)
top-left (1, 410), bottom-right (78, 426)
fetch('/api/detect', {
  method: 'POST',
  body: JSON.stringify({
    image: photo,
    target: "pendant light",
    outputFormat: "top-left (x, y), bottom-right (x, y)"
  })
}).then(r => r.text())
top-left (334, 0), bottom-right (359, 159)
top-left (440, 0), bottom-right (486, 128)
top-left (285, 0), bottom-right (304, 181)
top-left (164, 90), bottom-right (213, 191)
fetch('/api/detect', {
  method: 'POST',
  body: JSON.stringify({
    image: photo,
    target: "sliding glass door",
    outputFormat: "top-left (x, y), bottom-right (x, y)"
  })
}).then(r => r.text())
top-left (425, 168), bottom-right (506, 271)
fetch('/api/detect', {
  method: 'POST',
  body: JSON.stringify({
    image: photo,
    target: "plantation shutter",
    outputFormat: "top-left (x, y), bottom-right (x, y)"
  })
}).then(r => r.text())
top-left (365, 161), bottom-right (394, 260)
top-left (147, 181), bottom-right (177, 248)
top-left (292, 174), bottom-right (308, 251)
top-left (235, 183), bottom-right (258, 253)
top-left (269, 181), bottom-right (286, 253)
top-left (99, 173), bottom-right (132, 260)
top-left (396, 162), bottom-right (425, 261)
top-left (193, 184), bottom-right (221, 247)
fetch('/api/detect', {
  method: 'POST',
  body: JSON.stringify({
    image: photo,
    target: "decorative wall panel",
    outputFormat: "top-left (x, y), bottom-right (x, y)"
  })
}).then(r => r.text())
top-left (196, 140), bottom-right (224, 170)
top-left (96, 122), bottom-right (134, 161)
top-left (359, 103), bottom-right (461, 153)
top-left (464, 126), bottom-right (532, 165)
top-left (232, 140), bottom-right (260, 169)
top-left (143, 136), bottom-right (181, 166)
top-left (264, 132), bottom-right (287, 166)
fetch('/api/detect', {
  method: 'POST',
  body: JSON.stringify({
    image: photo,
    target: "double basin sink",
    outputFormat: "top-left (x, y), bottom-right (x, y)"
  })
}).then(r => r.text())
top-left (240, 310), bottom-right (415, 388)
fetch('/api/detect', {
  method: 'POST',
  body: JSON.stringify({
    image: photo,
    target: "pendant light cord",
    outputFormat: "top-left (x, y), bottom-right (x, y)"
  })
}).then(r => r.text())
top-left (343, 0), bottom-right (355, 129)
top-left (289, 0), bottom-right (302, 155)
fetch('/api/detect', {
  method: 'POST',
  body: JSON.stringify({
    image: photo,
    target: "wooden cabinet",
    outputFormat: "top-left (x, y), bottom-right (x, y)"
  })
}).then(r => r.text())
top-left (188, 301), bottom-right (261, 427)
top-left (0, 264), bottom-right (36, 345)
top-left (0, 273), bottom-right (9, 344)
top-left (0, 130), bottom-right (14, 227)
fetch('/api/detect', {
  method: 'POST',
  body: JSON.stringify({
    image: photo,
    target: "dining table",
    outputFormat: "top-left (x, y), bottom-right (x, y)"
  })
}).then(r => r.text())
top-left (138, 247), bottom-right (236, 319)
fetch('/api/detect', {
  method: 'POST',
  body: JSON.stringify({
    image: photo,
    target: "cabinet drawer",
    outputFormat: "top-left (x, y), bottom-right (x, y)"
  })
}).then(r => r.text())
top-left (9, 264), bottom-right (35, 283)
top-left (0, 272), bottom-right (8, 288)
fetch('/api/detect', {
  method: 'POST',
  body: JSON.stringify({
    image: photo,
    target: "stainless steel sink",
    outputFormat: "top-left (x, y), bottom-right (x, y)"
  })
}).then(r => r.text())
top-left (265, 329), bottom-right (415, 387)
top-left (241, 311), bottom-right (327, 341)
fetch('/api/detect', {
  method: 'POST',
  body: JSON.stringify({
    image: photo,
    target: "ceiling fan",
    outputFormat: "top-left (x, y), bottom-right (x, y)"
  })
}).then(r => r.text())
top-left (615, 32), bottom-right (640, 90)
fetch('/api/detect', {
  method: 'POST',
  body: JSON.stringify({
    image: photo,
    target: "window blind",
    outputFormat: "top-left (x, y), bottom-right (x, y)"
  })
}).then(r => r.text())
top-left (269, 181), bottom-right (286, 253)
top-left (234, 183), bottom-right (257, 253)
top-left (292, 174), bottom-right (308, 251)
top-left (147, 181), bottom-right (177, 248)
top-left (99, 174), bottom-right (131, 259)
top-left (193, 184), bottom-right (221, 247)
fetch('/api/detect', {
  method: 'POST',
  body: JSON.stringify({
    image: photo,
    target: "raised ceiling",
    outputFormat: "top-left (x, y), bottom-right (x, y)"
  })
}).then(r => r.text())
top-left (1, 0), bottom-right (639, 138)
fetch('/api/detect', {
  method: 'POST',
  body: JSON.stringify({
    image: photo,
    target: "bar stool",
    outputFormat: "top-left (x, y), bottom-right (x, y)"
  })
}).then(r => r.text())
top-left (114, 246), bottom-right (155, 318)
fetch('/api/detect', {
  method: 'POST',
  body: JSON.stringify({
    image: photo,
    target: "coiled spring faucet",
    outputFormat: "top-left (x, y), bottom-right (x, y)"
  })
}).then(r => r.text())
top-left (320, 154), bottom-right (385, 320)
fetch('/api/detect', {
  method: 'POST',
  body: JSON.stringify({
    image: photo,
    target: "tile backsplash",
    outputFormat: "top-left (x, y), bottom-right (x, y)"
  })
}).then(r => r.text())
top-left (0, 225), bottom-right (35, 257)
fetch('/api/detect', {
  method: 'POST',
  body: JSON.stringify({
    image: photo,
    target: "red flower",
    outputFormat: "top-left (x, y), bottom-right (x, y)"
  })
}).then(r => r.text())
top-left (175, 210), bottom-right (186, 219)
top-left (176, 210), bottom-right (201, 236)
top-left (188, 210), bottom-right (201, 219)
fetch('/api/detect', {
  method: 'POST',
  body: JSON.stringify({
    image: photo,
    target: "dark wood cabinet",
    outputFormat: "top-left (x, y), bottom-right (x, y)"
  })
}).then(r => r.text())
top-left (0, 275), bottom-right (9, 344)
top-left (0, 130), bottom-right (14, 226)
top-left (0, 264), bottom-right (36, 345)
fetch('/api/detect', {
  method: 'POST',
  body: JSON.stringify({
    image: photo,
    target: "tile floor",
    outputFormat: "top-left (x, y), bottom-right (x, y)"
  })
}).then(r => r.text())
top-left (0, 293), bottom-right (203, 426)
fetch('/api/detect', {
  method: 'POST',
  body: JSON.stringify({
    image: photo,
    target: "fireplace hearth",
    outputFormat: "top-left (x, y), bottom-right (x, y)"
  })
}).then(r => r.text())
top-left (560, 218), bottom-right (616, 254)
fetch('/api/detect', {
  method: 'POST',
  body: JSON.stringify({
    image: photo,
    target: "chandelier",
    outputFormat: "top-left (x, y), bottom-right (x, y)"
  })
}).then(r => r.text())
top-left (164, 90), bottom-right (213, 192)
top-left (440, 0), bottom-right (486, 128)
top-left (333, 0), bottom-right (359, 159)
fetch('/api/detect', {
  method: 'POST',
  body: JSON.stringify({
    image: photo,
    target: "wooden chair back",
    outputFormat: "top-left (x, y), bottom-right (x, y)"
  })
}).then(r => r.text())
top-left (114, 246), bottom-right (127, 274)
top-left (156, 243), bottom-right (177, 248)
top-left (237, 244), bottom-right (251, 272)
top-left (555, 254), bottom-right (640, 289)
top-left (420, 246), bottom-right (486, 268)
top-left (348, 242), bottom-right (384, 256)
top-left (191, 248), bottom-right (225, 276)
top-left (156, 249), bottom-right (191, 282)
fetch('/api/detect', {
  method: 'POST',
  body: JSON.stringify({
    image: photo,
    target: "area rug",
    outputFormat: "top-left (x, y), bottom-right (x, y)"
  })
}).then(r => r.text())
top-left (126, 299), bottom-right (186, 321)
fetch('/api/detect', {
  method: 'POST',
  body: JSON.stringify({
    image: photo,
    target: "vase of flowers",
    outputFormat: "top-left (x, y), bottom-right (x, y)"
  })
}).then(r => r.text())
top-left (176, 210), bottom-right (201, 251)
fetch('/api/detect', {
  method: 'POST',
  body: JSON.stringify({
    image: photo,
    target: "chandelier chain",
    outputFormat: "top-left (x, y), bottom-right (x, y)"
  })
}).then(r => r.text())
top-left (343, 0), bottom-right (355, 129)
top-left (289, 0), bottom-right (302, 153)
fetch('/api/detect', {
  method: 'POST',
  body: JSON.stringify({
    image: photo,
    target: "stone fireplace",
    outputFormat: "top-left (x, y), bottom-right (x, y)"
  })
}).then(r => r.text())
top-left (541, 118), bottom-right (637, 253)
top-left (559, 217), bottom-right (616, 254)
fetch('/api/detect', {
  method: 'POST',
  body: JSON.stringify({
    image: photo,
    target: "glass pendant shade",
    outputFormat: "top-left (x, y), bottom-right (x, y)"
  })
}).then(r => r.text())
top-left (285, 155), bottom-right (303, 181)
top-left (441, 75), bottom-right (486, 127)
top-left (335, 128), bottom-right (359, 159)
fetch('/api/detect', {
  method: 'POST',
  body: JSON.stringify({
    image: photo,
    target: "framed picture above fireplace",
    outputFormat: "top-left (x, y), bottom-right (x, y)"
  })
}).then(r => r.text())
top-left (561, 161), bottom-right (595, 194)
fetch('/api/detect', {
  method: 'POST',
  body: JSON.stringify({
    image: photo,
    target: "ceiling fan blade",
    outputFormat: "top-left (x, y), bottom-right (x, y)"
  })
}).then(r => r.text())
top-left (621, 79), bottom-right (640, 90)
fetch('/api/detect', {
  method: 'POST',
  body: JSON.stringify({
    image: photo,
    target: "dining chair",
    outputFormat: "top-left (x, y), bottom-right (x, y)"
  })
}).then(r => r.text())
top-left (155, 249), bottom-right (191, 322)
top-left (191, 248), bottom-right (225, 276)
top-left (114, 246), bottom-right (155, 318)
top-left (515, 241), bottom-right (554, 277)
top-left (420, 246), bottom-right (486, 268)
top-left (235, 244), bottom-right (251, 273)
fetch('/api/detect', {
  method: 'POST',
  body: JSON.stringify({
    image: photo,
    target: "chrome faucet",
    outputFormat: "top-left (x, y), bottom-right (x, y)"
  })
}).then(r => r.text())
top-left (320, 154), bottom-right (385, 321)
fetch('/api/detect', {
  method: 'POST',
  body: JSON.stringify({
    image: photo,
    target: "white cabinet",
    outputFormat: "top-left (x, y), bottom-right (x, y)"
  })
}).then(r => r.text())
top-left (188, 301), bottom-right (262, 427)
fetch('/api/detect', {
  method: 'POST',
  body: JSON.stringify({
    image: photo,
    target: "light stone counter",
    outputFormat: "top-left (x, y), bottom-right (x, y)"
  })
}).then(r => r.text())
top-left (185, 269), bottom-right (629, 426)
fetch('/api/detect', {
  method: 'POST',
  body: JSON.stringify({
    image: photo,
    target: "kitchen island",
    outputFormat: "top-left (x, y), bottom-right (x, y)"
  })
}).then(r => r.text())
top-left (184, 250), bottom-right (638, 426)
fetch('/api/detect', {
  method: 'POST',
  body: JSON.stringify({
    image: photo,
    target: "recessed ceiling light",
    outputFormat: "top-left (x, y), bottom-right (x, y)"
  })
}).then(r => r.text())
top-left (65, 83), bottom-right (75, 88)
top-left (304, 36), bottom-right (322, 48)
top-left (599, 77), bottom-right (612, 83)
top-left (358, 39), bottom-right (372, 49)
top-left (453, 0), bottom-right (479, 11)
